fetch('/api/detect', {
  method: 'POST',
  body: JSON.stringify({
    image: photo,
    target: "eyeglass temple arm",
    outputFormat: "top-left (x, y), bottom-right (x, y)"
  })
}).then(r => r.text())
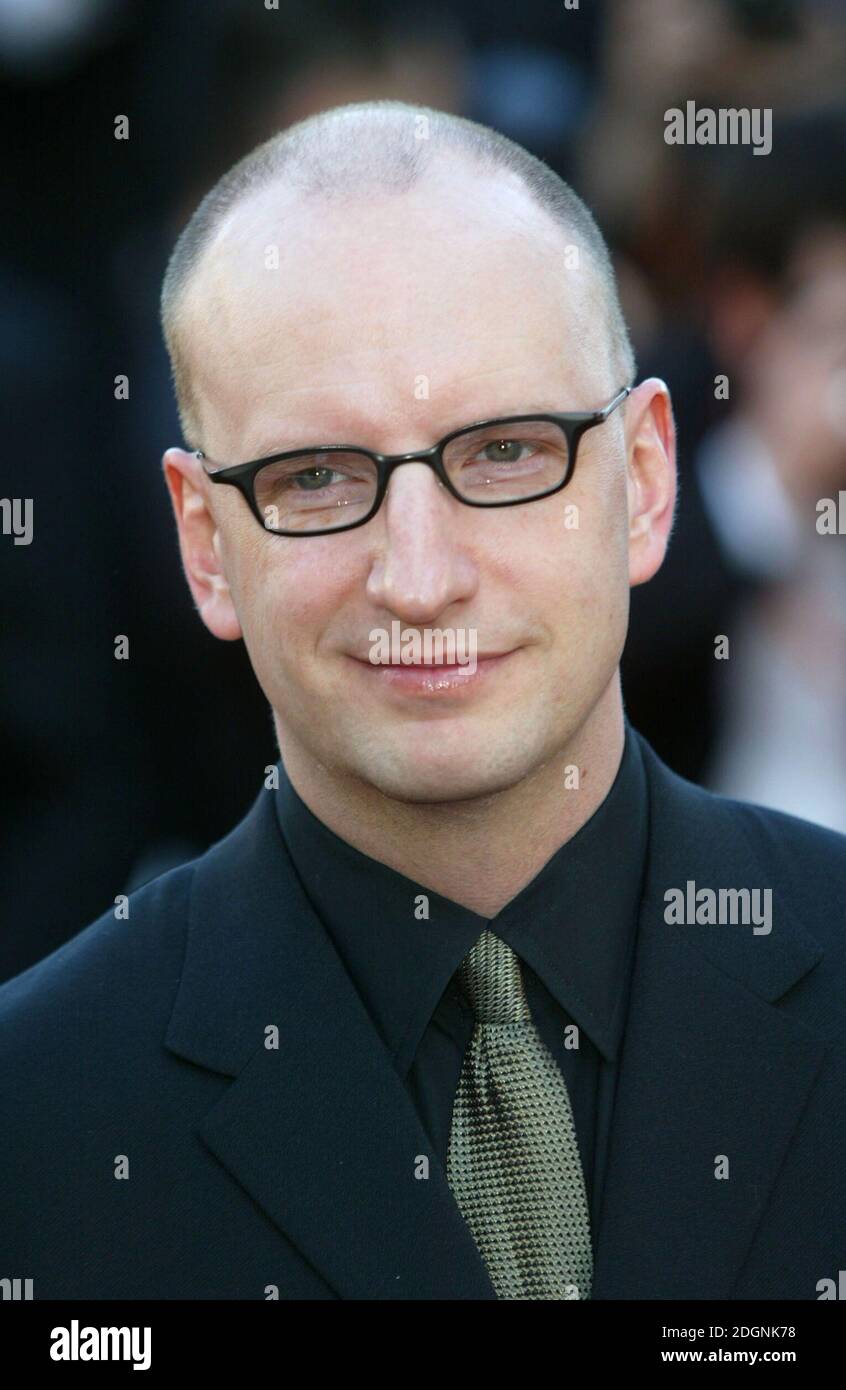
top-left (595, 385), bottom-right (632, 421)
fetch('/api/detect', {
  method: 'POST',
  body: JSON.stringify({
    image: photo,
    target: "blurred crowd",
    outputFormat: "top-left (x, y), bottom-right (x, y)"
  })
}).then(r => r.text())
top-left (2, 0), bottom-right (845, 980)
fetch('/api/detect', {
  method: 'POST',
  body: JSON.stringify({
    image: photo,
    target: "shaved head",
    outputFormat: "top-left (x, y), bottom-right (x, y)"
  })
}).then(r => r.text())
top-left (160, 99), bottom-right (636, 448)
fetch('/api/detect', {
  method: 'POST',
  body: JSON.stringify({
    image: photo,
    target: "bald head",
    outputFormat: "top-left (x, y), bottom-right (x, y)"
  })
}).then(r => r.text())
top-left (160, 100), bottom-right (635, 449)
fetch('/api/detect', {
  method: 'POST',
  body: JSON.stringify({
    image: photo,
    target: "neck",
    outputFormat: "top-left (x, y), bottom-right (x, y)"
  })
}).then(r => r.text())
top-left (276, 677), bottom-right (625, 919)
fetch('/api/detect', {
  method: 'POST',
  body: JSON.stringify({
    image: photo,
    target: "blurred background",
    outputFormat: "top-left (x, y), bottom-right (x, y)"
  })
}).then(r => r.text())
top-left (1, 0), bottom-right (845, 981)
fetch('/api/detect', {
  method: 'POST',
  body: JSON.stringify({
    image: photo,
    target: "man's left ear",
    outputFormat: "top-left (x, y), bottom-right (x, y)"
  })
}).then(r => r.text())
top-left (624, 378), bottom-right (677, 587)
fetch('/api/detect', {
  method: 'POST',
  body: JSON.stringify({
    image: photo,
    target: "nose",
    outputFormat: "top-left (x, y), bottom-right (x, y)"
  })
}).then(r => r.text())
top-left (365, 461), bottom-right (479, 624)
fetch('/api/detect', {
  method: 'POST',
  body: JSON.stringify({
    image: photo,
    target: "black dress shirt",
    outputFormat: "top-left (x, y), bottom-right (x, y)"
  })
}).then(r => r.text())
top-left (274, 722), bottom-right (649, 1244)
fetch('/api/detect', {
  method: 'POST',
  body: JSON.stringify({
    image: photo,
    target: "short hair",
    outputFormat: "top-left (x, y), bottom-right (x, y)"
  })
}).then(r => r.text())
top-left (160, 100), bottom-right (636, 447)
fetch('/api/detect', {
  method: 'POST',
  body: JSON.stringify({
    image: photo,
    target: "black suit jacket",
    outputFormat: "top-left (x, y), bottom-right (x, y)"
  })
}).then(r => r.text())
top-left (2, 733), bottom-right (844, 1300)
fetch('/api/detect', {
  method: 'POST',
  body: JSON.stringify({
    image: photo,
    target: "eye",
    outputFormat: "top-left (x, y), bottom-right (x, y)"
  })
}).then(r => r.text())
top-left (292, 467), bottom-right (342, 491)
top-left (478, 439), bottom-right (531, 465)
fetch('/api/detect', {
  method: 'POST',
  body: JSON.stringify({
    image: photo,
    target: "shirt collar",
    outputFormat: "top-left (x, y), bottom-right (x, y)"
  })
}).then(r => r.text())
top-left (273, 721), bottom-right (649, 1074)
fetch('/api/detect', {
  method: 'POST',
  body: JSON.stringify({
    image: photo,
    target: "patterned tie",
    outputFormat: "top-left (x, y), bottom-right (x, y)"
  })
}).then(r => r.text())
top-left (446, 929), bottom-right (593, 1299)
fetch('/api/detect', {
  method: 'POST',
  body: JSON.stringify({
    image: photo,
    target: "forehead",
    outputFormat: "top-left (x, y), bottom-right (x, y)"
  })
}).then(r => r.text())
top-left (184, 161), bottom-right (605, 457)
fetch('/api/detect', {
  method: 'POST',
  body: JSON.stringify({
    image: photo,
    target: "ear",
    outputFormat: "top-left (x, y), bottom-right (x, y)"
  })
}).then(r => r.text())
top-left (162, 448), bottom-right (243, 640)
top-left (624, 379), bottom-right (677, 587)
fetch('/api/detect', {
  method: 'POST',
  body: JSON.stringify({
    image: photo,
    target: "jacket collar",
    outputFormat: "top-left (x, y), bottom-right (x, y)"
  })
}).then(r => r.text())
top-left (273, 722), bottom-right (648, 1072)
top-left (166, 734), bottom-right (827, 1299)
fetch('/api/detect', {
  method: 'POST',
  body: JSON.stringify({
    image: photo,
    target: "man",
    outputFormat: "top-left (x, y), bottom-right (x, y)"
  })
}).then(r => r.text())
top-left (2, 101), bottom-right (844, 1301)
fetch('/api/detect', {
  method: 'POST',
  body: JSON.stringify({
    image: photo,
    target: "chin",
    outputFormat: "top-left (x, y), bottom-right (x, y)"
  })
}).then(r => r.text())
top-left (353, 742), bottom-right (542, 806)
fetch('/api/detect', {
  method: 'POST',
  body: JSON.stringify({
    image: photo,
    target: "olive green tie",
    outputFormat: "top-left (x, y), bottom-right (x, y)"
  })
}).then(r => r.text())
top-left (446, 929), bottom-right (593, 1299)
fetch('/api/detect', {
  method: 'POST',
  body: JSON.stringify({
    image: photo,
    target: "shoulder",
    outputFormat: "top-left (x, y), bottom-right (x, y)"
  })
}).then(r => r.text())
top-left (684, 772), bottom-right (846, 880)
top-left (637, 732), bottom-right (846, 948)
top-left (639, 728), bottom-right (846, 859)
top-left (0, 856), bottom-right (196, 1059)
top-left (0, 782), bottom-right (276, 1068)
top-left (723, 794), bottom-right (846, 875)
top-left (721, 796), bottom-right (846, 944)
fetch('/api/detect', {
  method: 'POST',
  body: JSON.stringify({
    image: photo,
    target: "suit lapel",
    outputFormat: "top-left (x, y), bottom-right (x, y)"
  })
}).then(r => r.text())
top-left (592, 739), bottom-right (829, 1298)
top-left (165, 786), bottom-right (495, 1300)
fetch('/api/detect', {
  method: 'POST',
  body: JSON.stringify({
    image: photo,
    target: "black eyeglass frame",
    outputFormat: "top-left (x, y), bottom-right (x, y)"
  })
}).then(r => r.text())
top-left (194, 384), bottom-right (632, 537)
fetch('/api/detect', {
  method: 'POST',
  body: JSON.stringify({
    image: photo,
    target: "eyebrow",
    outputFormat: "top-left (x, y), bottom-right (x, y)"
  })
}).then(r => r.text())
top-left (243, 405), bottom-right (571, 460)
top-left (247, 435), bottom-right (322, 459)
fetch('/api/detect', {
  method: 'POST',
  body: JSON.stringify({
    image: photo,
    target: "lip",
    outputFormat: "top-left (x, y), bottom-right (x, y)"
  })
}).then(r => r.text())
top-left (347, 650), bottom-right (516, 698)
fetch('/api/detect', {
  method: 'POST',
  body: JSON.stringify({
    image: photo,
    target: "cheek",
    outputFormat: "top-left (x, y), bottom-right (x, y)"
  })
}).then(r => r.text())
top-left (238, 536), bottom-right (359, 668)
top-left (510, 475), bottom-right (628, 617)
top-left (580, 463), bottom-right (631, 586)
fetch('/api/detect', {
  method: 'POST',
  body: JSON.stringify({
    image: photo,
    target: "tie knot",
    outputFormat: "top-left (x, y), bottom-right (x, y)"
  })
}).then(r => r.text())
top-left (458, 930), bottom-right (531, 1024)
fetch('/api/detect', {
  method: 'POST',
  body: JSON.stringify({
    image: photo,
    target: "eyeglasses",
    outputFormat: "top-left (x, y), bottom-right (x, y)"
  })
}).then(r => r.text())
top-left (195, 384), bottom-right (631, 537)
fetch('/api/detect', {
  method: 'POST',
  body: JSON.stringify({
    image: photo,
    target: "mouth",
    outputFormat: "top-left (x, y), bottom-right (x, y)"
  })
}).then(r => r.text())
top-left (346, 650), bottom-right (517, 698)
